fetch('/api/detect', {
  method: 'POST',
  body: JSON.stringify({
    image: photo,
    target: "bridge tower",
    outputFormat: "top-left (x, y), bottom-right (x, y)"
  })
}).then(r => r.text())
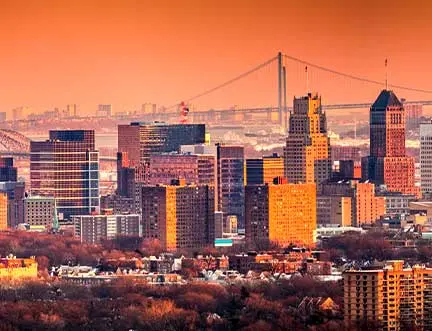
top-left (277, 52), bottom-right (287, 131)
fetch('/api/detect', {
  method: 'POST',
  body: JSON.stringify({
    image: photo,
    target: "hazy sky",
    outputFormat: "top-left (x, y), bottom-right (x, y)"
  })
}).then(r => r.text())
top-left (1, 0), bottom-right (431, 115)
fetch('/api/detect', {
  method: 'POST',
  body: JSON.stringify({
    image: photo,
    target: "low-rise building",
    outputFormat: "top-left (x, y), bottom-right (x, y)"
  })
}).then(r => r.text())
top-left (24, 196), bottom-right (56, 227)
top-left (0, 255), bottom-right (38, 280)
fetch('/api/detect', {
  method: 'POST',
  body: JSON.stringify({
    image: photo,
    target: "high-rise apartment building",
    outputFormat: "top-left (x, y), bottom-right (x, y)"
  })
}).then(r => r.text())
top-left (116, 152), bottom-right (138, 198)
top-left (420, 122), bottom-right (432, 198)
top-left (246, 153), bottom-right (284, 185)
top-left (362, 90), bottom-right (418, 197)
top-left (344, 260), bottom-right (432, 331)
top-left (73, 213), bottom-right (141, 244)
top-left (118, 122), bottom-right (206, 167)
top-left (316, 196), bottom-right (352, 227)
top-left (30, 130), bottom-right (99, 219)
top-left (139, 182), bottom-right (215, 251)
top-left (216, 144), bottom-right (245, 229)
top-left (284, 93), bottom-right (331, 185)
top-left (320, 180), bottom-right (385, 226)
top-left (245, 181), bottom-right (316, 248)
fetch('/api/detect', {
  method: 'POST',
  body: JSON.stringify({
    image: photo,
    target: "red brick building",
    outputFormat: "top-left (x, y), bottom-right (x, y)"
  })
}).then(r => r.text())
top-left (362, 90), bottom-right (419, 197)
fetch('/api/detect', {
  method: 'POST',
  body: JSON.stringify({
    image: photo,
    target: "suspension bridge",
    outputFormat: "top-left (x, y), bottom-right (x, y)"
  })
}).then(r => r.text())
top-left (1, 51), bottom-right (432, 153)
top-left (157, 52), bottom-right (432, 128)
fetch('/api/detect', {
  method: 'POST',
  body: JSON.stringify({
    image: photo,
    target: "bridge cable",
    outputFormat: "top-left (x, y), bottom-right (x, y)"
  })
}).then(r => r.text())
top-left (283, 53), bottom-right (432, 94)
top-left (166, 55), bottom-right (278, 110)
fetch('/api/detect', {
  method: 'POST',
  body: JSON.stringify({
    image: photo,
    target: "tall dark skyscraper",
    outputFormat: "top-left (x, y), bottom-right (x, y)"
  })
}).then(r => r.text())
top-left (216, 144), bottom-right (245, 229)
top-left (117, 122), bottom-right (206, 166)
top-left (362, 90), bottom-right (418, 197)
top-left (369, 90), bottom-right (405, 158)
top-left (30, 130), bottom-right (99, 219)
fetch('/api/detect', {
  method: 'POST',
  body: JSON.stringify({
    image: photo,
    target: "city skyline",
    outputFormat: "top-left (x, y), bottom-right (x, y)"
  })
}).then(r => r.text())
top-left (1, 1), bottom-right (432, 114)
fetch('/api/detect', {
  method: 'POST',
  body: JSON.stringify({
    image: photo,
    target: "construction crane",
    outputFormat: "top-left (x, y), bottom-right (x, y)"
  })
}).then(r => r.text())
top-left (179, 101), bottom-right (190, 124)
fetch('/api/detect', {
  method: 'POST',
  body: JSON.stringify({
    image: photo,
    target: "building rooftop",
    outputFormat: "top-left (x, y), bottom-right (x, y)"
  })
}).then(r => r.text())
top-left (372, 90), bottom-right (403, 109)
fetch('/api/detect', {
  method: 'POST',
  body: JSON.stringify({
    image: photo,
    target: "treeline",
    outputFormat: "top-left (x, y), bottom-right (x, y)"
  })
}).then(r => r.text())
top-left (0, 232), bottom-right (169, 273)
top-left (322, 230), bottom-right (432, 265)
top-left (0, 277), bottom-right (356, 331)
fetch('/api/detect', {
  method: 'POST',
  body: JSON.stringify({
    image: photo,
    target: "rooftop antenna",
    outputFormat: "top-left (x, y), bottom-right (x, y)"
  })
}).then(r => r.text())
top-left (385, 58), bottom-right (388, 90)
top-left (305, 66), bottom-right (309, 93)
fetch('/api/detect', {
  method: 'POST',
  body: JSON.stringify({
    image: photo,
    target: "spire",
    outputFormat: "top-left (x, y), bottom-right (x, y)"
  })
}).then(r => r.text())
top-left (305, 66), bottom-right (309, 93)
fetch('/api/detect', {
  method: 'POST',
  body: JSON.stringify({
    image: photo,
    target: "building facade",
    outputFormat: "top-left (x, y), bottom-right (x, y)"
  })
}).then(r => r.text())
top-left (216, 144), bottom-right (245, 229)
top-left (149, 152), bottom-right (216, 186)
top-left (30, 130), bottom-right (99, 219)
top-left (320, 180), bottom-right (385, 226)
top-left (0, 157), bottom-right (17, 182)
top-left (139, 183), bottom-right (215, 251)
top-left (362, 90), bottom-right (418, 197)
top-left (0, 182), bottom-right (25, 228)
top-left (245, 182), bottom-right (316, 248)
top-left (284, 93), bottom-right (331, 185)
top-left (73, 214), bottom-right (141, 244)
top-left (117, 122), bottom-right (206, 167)
top-left (420, 122), bottom-right (432, 198)
top-left (246, 153), bottom-right (284, 185)
top-left (316, 196), bottom-right (352, 227)
top-left (344, 260), bottom-right (432, 330)
top-left (24, 196), bottom-right (55, 227)
top-left (0, 192), bottom-right (7, 230)
top-left (404, 102), bottom-right (423, 127)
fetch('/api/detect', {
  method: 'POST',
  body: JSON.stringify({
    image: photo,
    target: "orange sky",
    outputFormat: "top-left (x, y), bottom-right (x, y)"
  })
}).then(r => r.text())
top-left (1, 0), bottom-right (432, 115)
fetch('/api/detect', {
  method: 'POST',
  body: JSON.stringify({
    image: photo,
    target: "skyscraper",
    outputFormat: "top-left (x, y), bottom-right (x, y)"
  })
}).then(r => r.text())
top-left (139, 181), bottom-right (215, 251)
top-left (245, 180), bottom-right (316, 248)
top-left (117, 122), bottom-right (206, 166)
top-left (420, 122), bottom-right (432, 198)
top-left (362, 90), bottom-right (418, 196)
top-left (30, 130), bottom-right (99, 219)
top-left (284, 93), bottom-right (331, 185)
top-left (216, 144), bottom-right (245, 229)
